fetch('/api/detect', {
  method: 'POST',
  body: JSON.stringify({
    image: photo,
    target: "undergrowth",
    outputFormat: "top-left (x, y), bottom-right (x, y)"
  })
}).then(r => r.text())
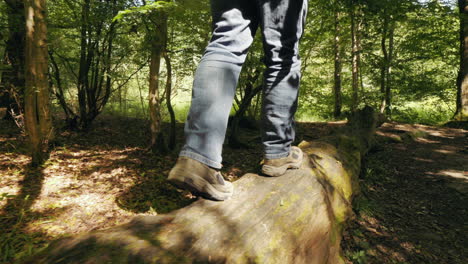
top-left (391, 99), bottom-right (454, 125)
top-left (0, 194), bottom-right (47, 263)
top-left (343, 153), bottom-right (393, 264)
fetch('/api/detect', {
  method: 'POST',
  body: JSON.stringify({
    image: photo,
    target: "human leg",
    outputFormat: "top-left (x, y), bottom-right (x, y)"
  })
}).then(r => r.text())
top-left (179, 0), bottom-right (259, 169)
top-left (259, 0), bottom-right (308, 160)
top-left (170, 1), bottom-right (258, 200)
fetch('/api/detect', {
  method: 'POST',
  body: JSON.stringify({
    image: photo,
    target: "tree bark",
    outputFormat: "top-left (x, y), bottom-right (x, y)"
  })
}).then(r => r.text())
top-left (27, 107), bottom-right (379, 264)
top-left (74, 0), bottom-right (118, 129)
top-left (229, 84), bottom-right (262, 148)
top-left (77, 0), bottom-right (90, 128)
top-left (163, 52), bottom-right (176, 150)
top-left (229, 66), bottom-right (262, 147)
top-left (148, 12), bottom-right (168, 152)
top-left (386, 24), bottom-right (394, 115)
top-left (333, 9), bottom-right (343, 118)
top-left (24, 0), bottom-right (53, 165)
top-left (96, 18), bottom-right (116, 118)
top-left (350, 2), bottom-right (360, 111)
top-left (49, 50), bottom-right (77, 127)
top-left (379, 13), bottom-right (395, 116)
top-left (379, 15), bottom-right (387, 114)
top-left (456, 0), bottom-right (468, 121)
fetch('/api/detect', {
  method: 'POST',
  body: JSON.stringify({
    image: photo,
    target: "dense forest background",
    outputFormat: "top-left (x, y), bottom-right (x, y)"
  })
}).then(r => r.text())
top-left (0, 0), bottom-right (463, 137)
top-left (0, 0), bottom-right (467, 263)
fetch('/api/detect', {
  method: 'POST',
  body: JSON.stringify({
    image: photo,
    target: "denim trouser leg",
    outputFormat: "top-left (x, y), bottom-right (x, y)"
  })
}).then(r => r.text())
top-left (179, 60), bottom-right (242, 169)
top-left (260, 0), bottom-right (308, 159)
top-left (180, 3), bottom-right (257, 169)
top-left (180, 0), bottom-right (307, 168)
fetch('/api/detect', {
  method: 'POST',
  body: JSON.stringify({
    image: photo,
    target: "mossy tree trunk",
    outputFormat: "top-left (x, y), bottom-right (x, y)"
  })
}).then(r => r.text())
top-left (27, 108), bottom-right (378, 263)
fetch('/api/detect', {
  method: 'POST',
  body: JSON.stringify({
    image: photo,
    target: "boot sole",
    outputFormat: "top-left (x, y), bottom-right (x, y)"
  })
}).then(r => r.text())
top-left (261, 153), bottom-right (304, 177)
top-left (168, 170), bottom-right (233, 201)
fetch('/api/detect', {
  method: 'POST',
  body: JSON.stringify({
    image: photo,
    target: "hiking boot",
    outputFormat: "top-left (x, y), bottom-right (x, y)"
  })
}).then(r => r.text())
top-left (261, 146), bottom-right (304, 177)
top-left (168, 157), bottom-right (233, 201)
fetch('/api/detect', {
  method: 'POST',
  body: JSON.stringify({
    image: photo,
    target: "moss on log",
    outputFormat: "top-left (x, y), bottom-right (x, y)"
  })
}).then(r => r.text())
top-left (26, 107), bottom-right (378, 264)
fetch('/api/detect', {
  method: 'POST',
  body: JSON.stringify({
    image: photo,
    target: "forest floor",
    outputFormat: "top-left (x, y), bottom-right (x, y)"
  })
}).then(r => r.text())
top-left (0, 116), bottom-right (466, 264)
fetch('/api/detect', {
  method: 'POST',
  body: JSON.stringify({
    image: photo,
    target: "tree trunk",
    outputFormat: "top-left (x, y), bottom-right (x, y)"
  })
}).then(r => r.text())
top-left (333, 9), bottom-right (342, 118)
top-left (379, 13), bottom-right (395, 116)
top-left (1, 0), bottom-right (25, 121)
top-left (229, 84), bottom-right (262, 148)
top-left (380, 15), bottom-right (389, 114)
top-left (163, 52), bottom-right (176, 150)
top-left (49, 50), bottom-right (77, 128)
top-left (456, 0), bottom-right (468, 121)
top-left (379, 15), bottom-right (387, 114)
top-left (350, 3), bottom-right (360, 111)
top-left (229, 67), bottom-right (261, 147)
top-left (24, 0), bottom-right (53, 165)
top-left (137, 72), bottom-right (147, 117)
top-left (148, 12), bottom-right (168, 152)
top-left (73, 0), bottom-right (117, 129)
top-left (96, 19), bottom-right (116, 119)
top-left (385, 23), bottom-right (394, 116)
top-left (148, 44), bottom-right (162, 148)
top-left (77, 0), bottom-right (90, 128)
top-left (27, 107), bottom-right (379, 264)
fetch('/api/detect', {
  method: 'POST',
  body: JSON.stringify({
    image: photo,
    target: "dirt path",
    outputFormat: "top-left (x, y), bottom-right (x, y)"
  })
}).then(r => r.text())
top-left (0, 118), bottom-right (466, 263)
top-left (343, 122), bottom-right (467, 264)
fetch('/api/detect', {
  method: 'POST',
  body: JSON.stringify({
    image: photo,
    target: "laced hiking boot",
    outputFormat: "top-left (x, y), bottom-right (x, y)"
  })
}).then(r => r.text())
top-left (168, 157), bottom-right (233, 201)
top-left (261, 146), bottom-right (304, 177)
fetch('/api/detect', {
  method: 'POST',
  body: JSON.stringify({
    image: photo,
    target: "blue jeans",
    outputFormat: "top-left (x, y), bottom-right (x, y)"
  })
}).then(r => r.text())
top-left (180, 0), bottom-right (308, 169)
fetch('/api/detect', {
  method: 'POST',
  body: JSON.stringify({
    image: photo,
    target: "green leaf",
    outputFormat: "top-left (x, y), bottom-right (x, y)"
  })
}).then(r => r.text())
top-left (113, 1), bottom-right (177, 22)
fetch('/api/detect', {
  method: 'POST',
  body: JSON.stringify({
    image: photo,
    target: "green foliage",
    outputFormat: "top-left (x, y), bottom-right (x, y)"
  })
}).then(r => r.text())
top-left (44, 0), bottom-right (459, 125)
top-left (113, 1), bottom-right (176, 22)
top-left (392, 98), bottom-right (455, 125)
top-left (0, 194), bottom-right (46, 263)
top-left (347, 249), bottom-right (368, 264)
top-left (296, 0), bottom-right (458, 122)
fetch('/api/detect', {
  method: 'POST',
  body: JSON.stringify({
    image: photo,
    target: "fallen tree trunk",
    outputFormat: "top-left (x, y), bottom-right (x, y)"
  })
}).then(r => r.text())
top-left (26, 107), bottom-right (378, 264)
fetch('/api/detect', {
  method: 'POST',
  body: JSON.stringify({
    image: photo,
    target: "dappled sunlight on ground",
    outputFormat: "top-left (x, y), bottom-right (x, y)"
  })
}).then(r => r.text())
top-left (0, 118), bottom-right (198, 262)
top-left (0, 145), bottom-right (150, 236)
top-left (433, 148), bottom-right (459, 154)
top-left (0, 118), bottom-right (466, 263)
top-left (431, 169), bottom-right (467, 180)
top-left (0, 153), bottom-right (30, 208)
top-left (27, 146), bottom-right (152, 235)
top-left (0, 117), bottom-right (336, 250)
top-left (343, 122), bottom-right (467, 264)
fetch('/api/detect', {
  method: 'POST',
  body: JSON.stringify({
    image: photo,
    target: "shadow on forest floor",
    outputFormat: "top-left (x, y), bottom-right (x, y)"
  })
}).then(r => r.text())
top-left (0, 117), bottom-right (466, 264)
top-left (0, 115), bottom-right (269, 261)
top-left (0, 162), bottom-right (56, 262)
top-left (342, 122), bottom-right (467, 264)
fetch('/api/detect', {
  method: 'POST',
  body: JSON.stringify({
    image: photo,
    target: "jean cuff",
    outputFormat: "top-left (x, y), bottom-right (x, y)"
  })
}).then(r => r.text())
top-left (179, 150), bottom-right (222, 169)
top-left (264, 150), bottom-right (290, 160)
